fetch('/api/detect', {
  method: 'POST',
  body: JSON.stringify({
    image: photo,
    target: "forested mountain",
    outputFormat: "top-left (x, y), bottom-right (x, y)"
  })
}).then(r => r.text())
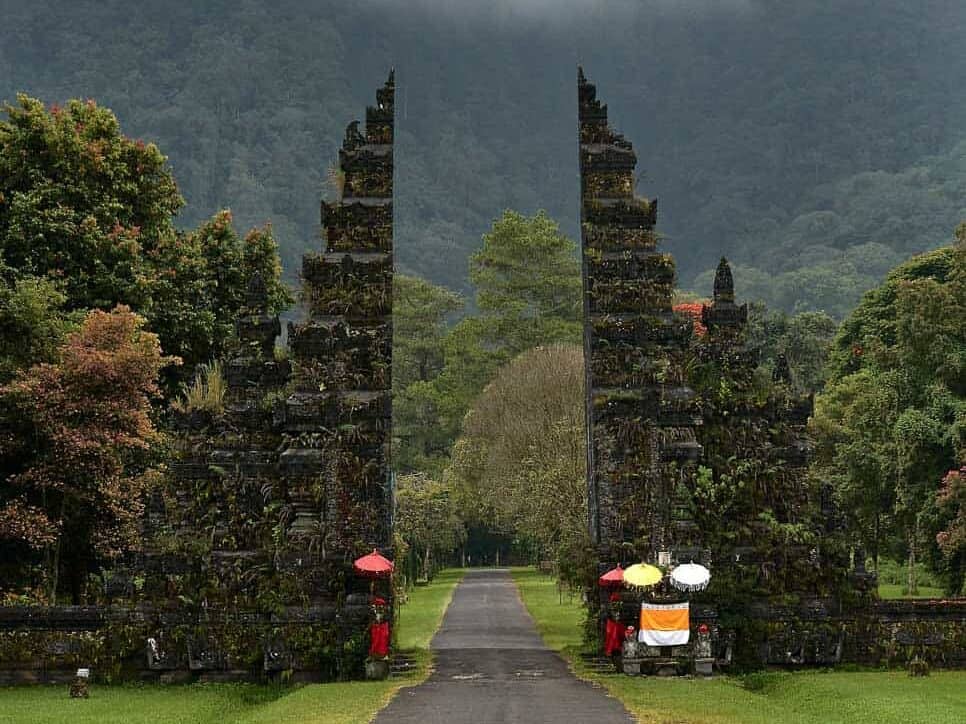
top-left (4, 0), bottom-right (966, 316)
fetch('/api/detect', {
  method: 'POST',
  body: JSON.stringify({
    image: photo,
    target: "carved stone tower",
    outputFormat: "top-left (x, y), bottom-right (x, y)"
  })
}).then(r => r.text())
top-left (578, 68), bottom-right (702, 568)
top-left (283, 70), bottom-right (394, 571)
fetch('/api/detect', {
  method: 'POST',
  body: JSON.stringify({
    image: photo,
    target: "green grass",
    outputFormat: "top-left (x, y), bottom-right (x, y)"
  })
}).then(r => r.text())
top-left (877, 583), bottom-right (947, 599)
top-left (511, 567), bottom-right (966, 724)
top-left (0, 569), bottom-right (464, 724)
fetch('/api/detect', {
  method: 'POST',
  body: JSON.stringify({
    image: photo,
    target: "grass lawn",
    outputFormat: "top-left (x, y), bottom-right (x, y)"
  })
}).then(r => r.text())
top-left (511, 567), bottom-right (966, 724)
top-left (877, 583), bottom-right (947, 599)
top-left (0, 569), bottom-right (464, 724)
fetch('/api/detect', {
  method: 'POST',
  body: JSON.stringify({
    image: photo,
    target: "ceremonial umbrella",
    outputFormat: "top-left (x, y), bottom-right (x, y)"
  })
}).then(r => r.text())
top-left (598, 564), bottom-right (624, 587)
top-left (622, 563), bottom-right (663, 589)
top-left (353, 549), bottom-right (394, 578)
top-left (669, 562), bottom-right (711, 593)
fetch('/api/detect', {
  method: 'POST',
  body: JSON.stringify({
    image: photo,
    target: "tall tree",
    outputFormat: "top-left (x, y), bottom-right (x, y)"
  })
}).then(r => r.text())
top-left (0, 97), bottom-right (292, 396)
top-left (0, 307), bottom-right (171, 602)
top-left (447, 344), bottom-right (587, 574)
top-left (0, 95), bottom-right (182, 309)
top-left (430, 210), bottom-right (582, 448)
top-left (392, 274), bottom-right (463, 476)
top-left (812, 229), bottom-right (966, 593)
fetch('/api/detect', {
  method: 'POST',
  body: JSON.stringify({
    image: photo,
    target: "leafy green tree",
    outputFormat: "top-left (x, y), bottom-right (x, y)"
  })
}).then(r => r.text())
top-left (0, 276), bottom-right (78, 382)
top-left (393, 274), bottom-right (463, 386)
top-left (447, 344), bottom-right (587, 572)
top-left (393, 473), bottom-right (464, 582)
top-left (0, 97), bottom-right (292, 395)
top-left (812, 232), bottom-right (966, 593)
top-left (429, 210), bottom-right (582, 449)
top-left (0, 95), bottom-right (182, 310)
top-left (469, 209), bottom-right (582, 350)
top-left (392, 274), bottom-right (463, 476)
top-left (147, 213), bottom-right (293, 390)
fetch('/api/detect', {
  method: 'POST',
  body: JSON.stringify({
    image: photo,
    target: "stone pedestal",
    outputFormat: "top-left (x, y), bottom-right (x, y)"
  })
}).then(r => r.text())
top-left (69, 674), bottom-right (89, 698)
top-left (694, 657), bottom-right (714, 677)
top-left (365, 658), bottom-right (389, 680)
top-left (622, 658), bottom-right (642, 675)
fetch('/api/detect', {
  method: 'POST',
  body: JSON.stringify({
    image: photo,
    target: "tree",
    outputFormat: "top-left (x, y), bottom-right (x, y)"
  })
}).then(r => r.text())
top-left (0, 276), bottom-right (78, 383)
top-left (934, 466), bottom-right (966, 593)
top-left (393, 274), bottom-right (463, 387)
top-left (393, 473), bottom-right (464, 582)
top-left (0, 97), bottom-right (292, 397)
top-left (0, 95), bottom-right (182, 311)
top-left (447, 344), bottom-right (587, 572)
top-left (429, 210), bottom-right (582, 453)
top-left (812, 232), bottom-right (966, 593)
top-left (0, 306), bottom-right (171, 602)
top-left (392, 275), bottom-right (463, 475)
top-left (146, 213), bottom-right (292, 391)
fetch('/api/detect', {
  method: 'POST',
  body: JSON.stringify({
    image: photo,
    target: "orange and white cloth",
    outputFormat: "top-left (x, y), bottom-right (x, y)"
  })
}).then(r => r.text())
top-left (638, 602), bottom-right (690, 646)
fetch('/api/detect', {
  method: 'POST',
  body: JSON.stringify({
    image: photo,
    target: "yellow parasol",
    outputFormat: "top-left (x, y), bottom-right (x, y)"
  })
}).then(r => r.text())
top-left (622, 563), bottom-right (663, 589)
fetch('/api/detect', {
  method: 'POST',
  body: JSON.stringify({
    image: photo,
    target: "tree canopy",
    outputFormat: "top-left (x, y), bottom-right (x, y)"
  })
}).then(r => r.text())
top-left (447, 343), bottom-right (587, 574)
top-left (812, 229), bottom-right (966, 593)
top-left (0, 96), bottom-right (292, 394)
top-left (0, 306), bottom-right (170, 603)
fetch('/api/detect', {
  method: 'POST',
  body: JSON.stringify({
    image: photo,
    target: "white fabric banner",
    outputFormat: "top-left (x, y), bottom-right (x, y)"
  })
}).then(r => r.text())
top-left (638, 628), bottom-right (690, 646)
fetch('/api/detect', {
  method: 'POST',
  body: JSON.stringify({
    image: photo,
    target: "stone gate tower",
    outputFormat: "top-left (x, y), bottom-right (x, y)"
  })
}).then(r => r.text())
top-left (578, 68), bottom-right (702, 567)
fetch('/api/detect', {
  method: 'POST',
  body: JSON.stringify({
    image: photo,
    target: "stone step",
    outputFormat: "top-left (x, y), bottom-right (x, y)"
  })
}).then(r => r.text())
top-left (578, 653), bottom-right (619, 674)
top-left (389, 652), bottom-right (417, 678)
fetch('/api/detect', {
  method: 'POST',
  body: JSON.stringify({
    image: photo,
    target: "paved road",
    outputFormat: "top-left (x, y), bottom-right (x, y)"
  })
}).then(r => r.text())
top-left (374, 569), bottom-right (634, 724)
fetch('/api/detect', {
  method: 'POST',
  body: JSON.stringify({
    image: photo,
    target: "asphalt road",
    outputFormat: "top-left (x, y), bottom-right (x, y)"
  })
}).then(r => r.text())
top-left (374, 569), bottom-right (634, 724)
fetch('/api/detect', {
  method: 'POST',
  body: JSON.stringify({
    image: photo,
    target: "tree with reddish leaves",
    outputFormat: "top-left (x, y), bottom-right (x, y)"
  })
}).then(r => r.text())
top-left (0, 306), bottom-right (171, 603)
top-left (0, 96), bottom-right (292, 398)
top-left (935, 466), bottom-right (966, 590)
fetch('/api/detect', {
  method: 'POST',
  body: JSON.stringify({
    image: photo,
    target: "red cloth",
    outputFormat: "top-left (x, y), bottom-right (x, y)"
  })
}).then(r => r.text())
top-left (604, 618), bottom-right (623, 656)
top-left (369, 621), bottom-right (390, 658)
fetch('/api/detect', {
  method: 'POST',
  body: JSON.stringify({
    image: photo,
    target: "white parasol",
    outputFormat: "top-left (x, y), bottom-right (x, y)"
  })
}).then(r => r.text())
top-left (669, 562), bottom-right (711, 593)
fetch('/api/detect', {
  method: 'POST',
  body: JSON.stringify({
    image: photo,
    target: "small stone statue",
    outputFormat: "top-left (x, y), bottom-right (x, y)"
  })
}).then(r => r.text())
top-left (621, 626), bottom-right (640, 659)
top-left (693, 624), bottom-right (714, 677)
top-left (366, 596), bottom-right (391, 680)
top-left (695, 624), bottom-right (713, 658)
top-left (69, 668), bottom-right (90, 698)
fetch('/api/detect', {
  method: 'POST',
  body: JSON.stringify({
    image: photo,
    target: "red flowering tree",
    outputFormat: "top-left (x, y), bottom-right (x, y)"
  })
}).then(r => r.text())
top-left (0, 306), bottom-right (171, 602)
top-left (673, 301), bottom-right (707, 337)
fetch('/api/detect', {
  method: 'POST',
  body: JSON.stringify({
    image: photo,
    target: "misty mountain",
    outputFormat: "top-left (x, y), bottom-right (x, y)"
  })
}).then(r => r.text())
top-left (2, 0), bottom-right (964, 317)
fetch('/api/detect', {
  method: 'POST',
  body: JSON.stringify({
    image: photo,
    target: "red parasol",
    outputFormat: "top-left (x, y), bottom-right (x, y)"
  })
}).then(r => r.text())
top-left (598, 564), bottom-right (624, 587)
top-left (353, 549), bottom-right (394, 578)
